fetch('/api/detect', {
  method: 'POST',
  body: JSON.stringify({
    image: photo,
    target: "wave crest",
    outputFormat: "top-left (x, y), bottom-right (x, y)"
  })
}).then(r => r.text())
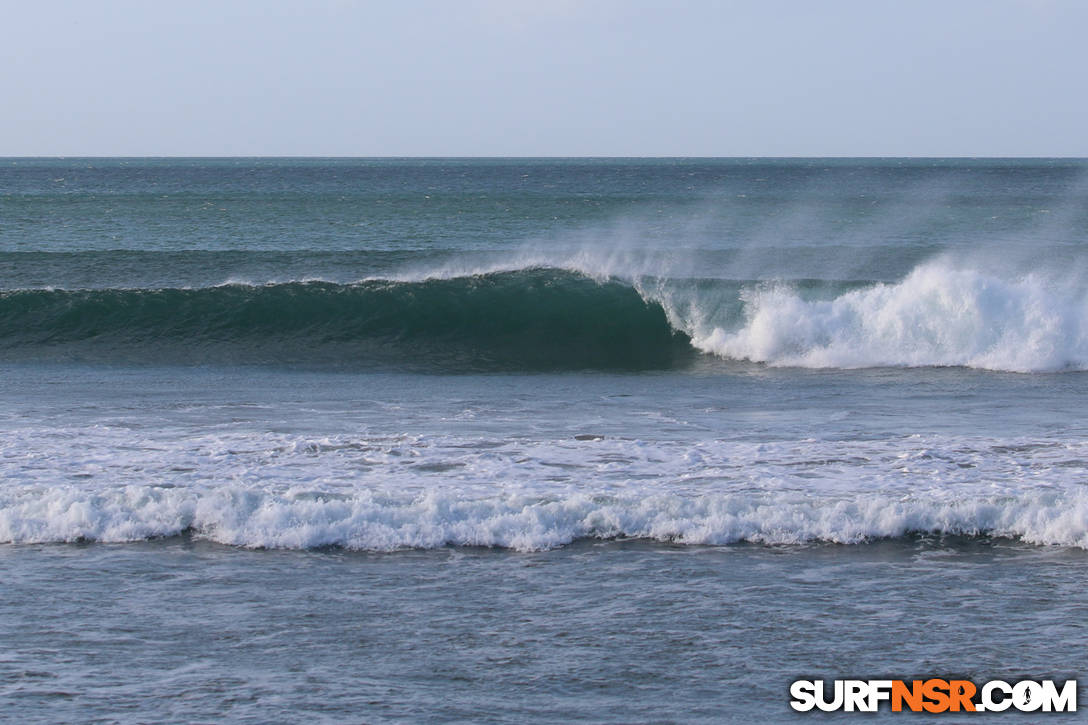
top-left (5, 259), bottom-right (1088, 373)
top-left (669, 261), bottom-right (1088, 372)
top-left (0, 269), bottom-right (691, 370)
top-left (3, 485), bottom-right (1087, 551)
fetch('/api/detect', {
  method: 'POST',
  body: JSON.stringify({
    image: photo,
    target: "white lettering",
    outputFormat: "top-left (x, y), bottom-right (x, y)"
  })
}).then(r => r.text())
top-left (814, 679), bottom-right (844, 712)
top-left (982, 680), bottom-right (1013, 712)
top-left (789, 680), bottom-right (817, 712)
top-left (866, 680), bottom-right (893, 711)
top-left (1040, 679), bottom-right (1077, 713)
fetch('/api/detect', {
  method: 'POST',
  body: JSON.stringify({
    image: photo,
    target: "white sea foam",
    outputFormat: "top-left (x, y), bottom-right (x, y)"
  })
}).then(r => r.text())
top-left (20, 255), bottom-right (1088, 374)
top-left (363, 241), bottom-right (1088, 373)
top-left (689, 261), bottom-right (1088, 372)
top-left (3, 481), bottom-right (1087, 551)
top-left (3, 427), bottom-right (1087, 551)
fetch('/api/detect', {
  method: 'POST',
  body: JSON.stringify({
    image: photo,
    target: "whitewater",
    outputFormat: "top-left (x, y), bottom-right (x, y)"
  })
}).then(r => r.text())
top-left (4, 158), bottom-right (1088, 722)
top-left (5, 256), bottom-right (1088, 373)
top-left (4, 429), bottom-right (1088, 550)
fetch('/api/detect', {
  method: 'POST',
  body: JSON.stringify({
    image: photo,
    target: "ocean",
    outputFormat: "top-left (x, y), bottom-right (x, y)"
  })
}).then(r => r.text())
top-left (2, 158), bottom-right (1086, 722)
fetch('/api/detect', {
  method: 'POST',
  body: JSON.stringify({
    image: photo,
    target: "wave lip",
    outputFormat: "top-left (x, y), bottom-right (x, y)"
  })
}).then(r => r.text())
top-left (0, 268), bottom-right (693, 371)
top-left (5, 257), bottom-right (1088, 373)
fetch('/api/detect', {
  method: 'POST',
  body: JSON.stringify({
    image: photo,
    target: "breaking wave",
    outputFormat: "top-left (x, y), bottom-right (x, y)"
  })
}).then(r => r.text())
top-left (3, 258), bottom-right (1088, 372)
top-left (689, 261), bottom-right (1088, 372)
top-left (0, 269), bottom-right (691, 370)
top-left (3, 485), bottom-right (1087, 551)
top-left (3, 429), bottom-right (1087, 551)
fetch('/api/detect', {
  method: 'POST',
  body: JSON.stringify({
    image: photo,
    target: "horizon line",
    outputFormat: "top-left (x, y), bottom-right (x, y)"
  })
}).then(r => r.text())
top-left (4, 154), bottom-right (1088, 160)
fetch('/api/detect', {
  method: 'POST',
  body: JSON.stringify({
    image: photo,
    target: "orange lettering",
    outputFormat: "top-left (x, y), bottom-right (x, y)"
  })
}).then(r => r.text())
top-left (948, 680), bottom-right (976, 712)
top-left (922, 679), bottom-right (951, 713)
top-left (892, 680), bottom-right (924, 712)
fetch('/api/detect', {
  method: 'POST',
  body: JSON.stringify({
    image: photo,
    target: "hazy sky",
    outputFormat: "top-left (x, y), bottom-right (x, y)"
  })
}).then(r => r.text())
top-left (5, 0), bottom-right (1087, 156)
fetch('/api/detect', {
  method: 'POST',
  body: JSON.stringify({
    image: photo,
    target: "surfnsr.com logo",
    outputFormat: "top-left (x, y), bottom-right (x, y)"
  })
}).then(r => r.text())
top-left (790, 679), bottom-right (1077, 713)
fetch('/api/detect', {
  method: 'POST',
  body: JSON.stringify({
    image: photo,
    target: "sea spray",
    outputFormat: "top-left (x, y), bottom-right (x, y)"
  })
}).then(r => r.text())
top-left (4, 259), bottom-right (1088, 372)
top-left (688, 260), bottom-right (1088, 371)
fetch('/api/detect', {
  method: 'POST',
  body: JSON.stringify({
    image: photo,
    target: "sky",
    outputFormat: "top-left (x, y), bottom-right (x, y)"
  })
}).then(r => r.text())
top-left (4, 0), bottom-right (1087, 156)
